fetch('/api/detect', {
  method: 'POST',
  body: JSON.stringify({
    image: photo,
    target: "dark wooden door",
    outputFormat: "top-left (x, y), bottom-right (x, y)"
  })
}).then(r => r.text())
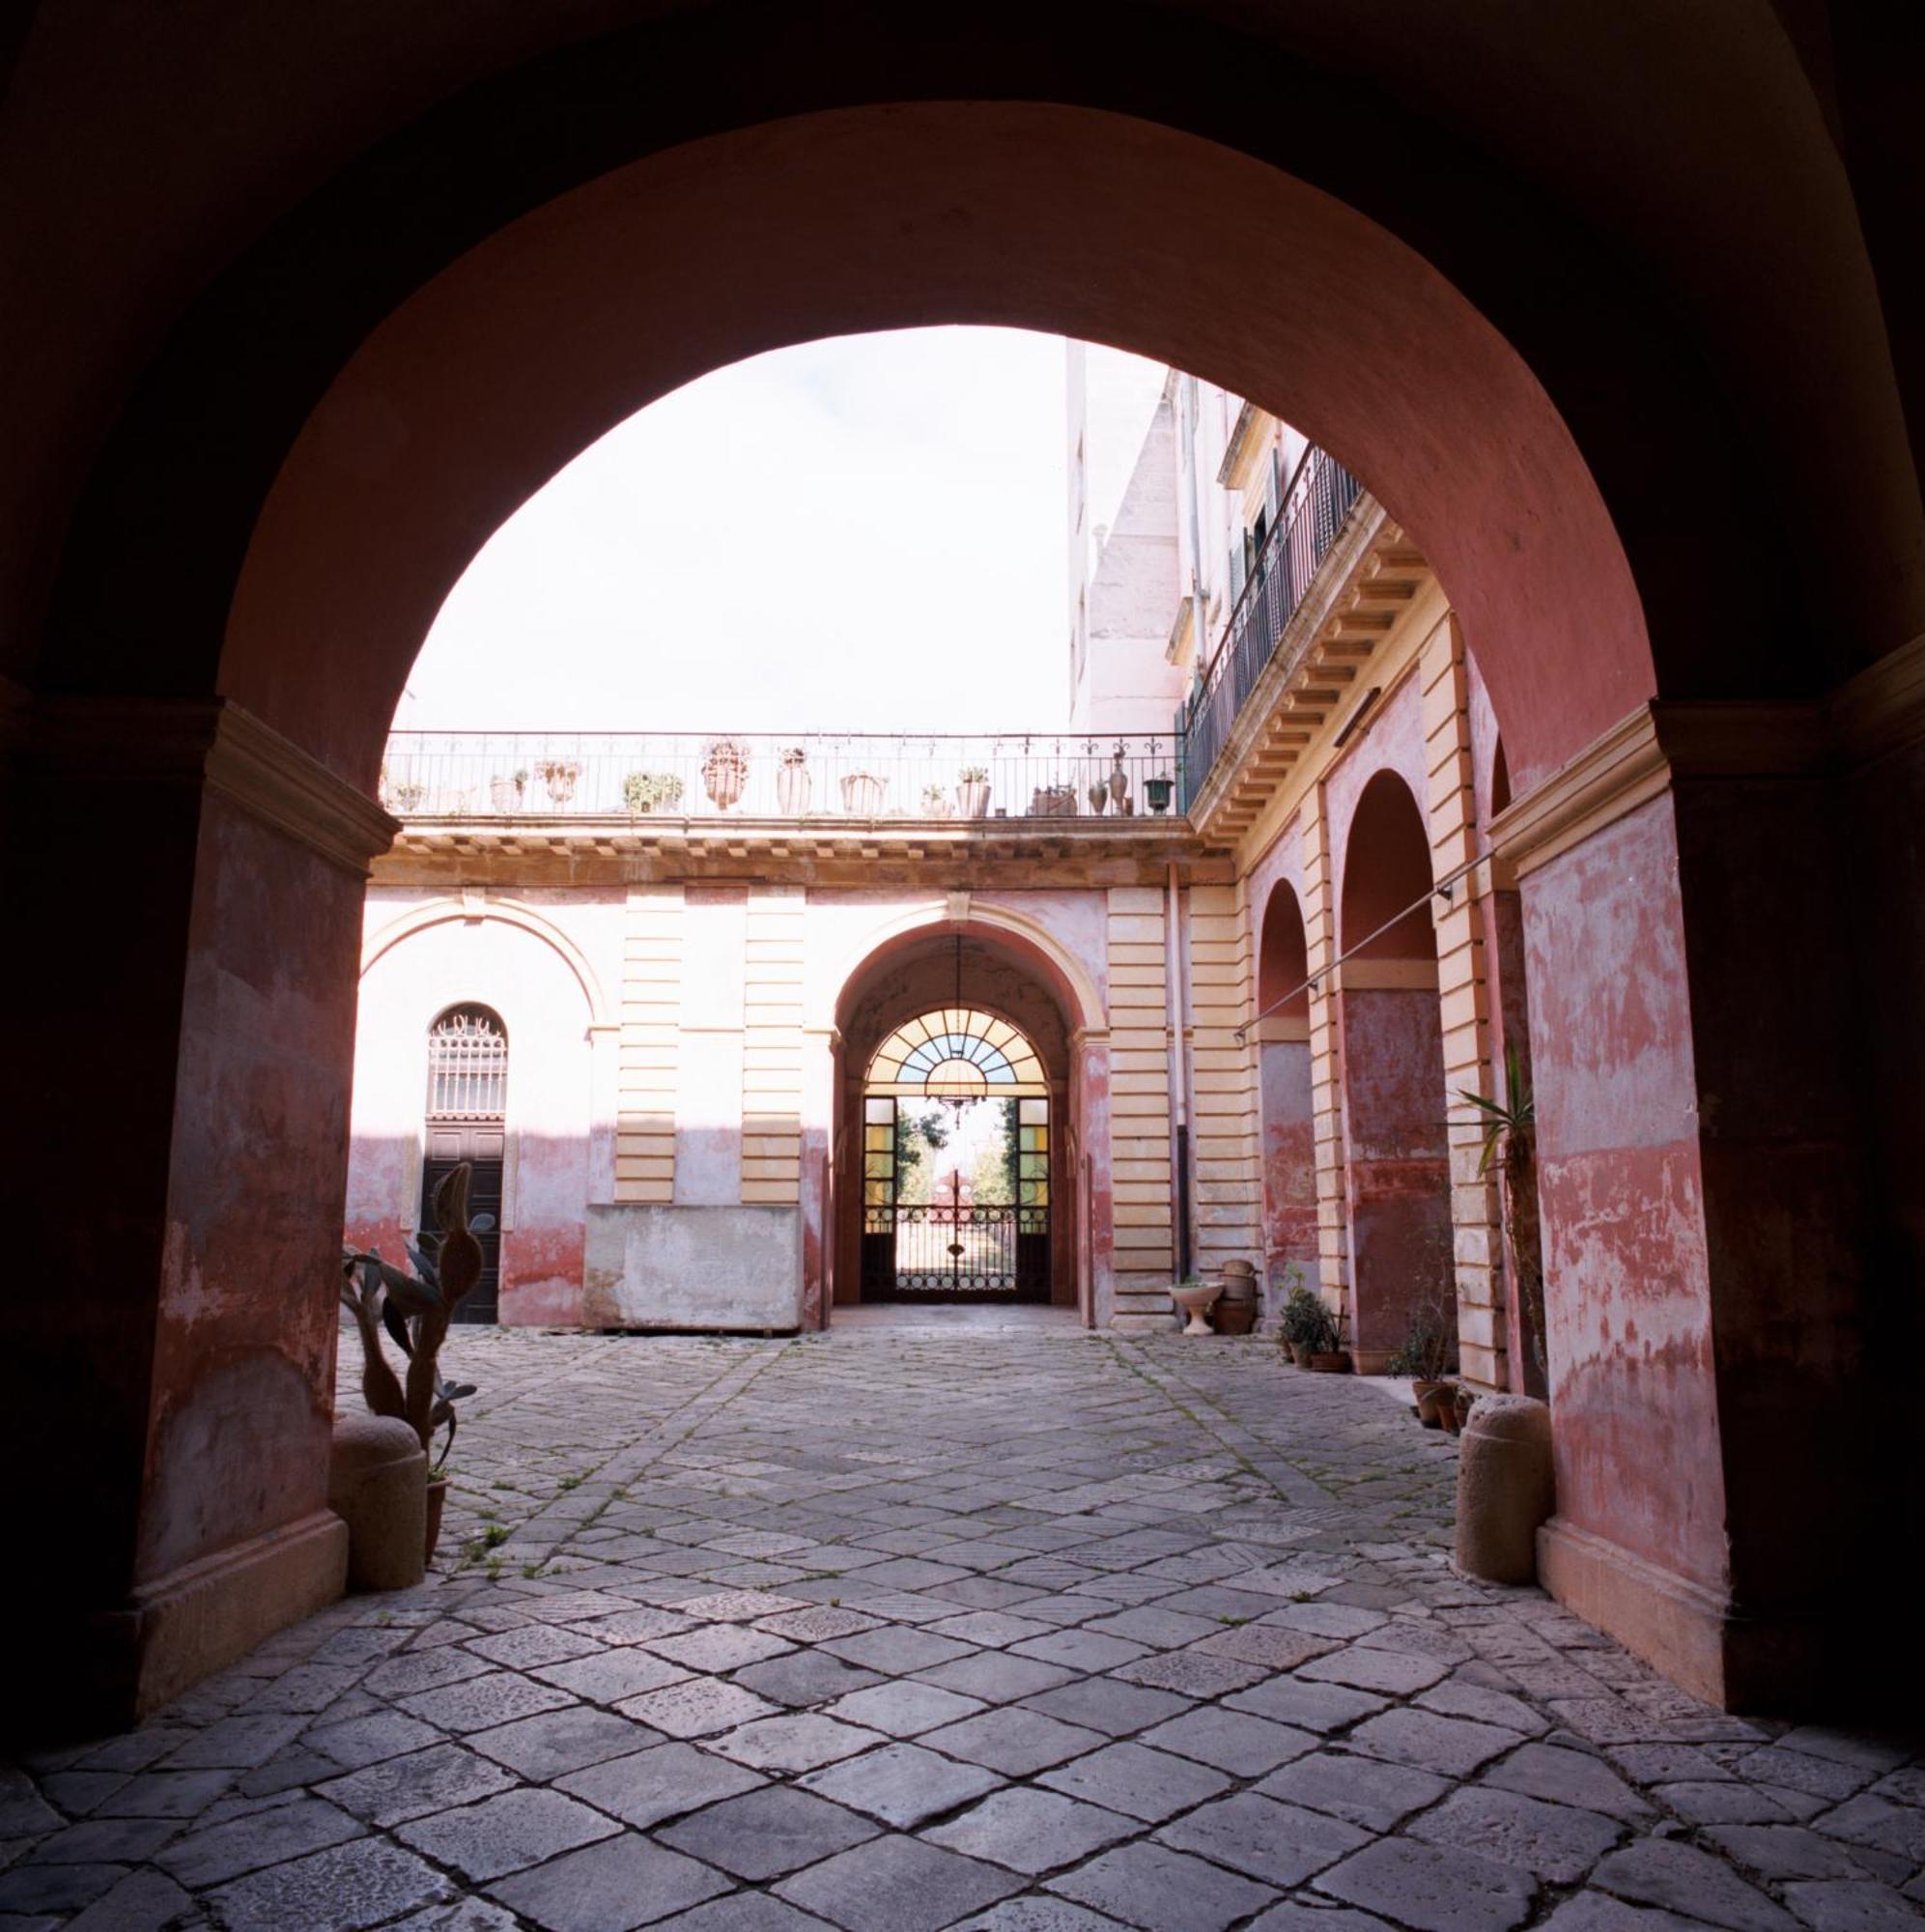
top-left (421, 1123), bottom-right (503, 1324)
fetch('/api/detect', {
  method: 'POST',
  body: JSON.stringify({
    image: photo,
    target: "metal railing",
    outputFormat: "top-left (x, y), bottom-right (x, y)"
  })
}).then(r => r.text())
top-left (1179, 445), bottom-right (1364, 807)
top-left (380, 731), bottom-right (1184, 824)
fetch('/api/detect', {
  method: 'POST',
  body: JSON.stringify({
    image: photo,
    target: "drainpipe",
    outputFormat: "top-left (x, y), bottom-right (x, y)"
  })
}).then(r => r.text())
top-left (1168, 860), bottom-right (1192, 1280)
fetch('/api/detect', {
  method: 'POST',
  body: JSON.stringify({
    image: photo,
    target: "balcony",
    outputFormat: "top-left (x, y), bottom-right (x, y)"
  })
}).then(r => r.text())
top-left (1179, 444), bottom-right (1365, 807)
top-left (380, 730), bottom-right (1185, 826)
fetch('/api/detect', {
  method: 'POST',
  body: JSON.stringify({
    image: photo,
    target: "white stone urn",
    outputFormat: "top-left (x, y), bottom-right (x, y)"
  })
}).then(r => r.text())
top-left (1170, 1279), bottom-right (1223, 1336)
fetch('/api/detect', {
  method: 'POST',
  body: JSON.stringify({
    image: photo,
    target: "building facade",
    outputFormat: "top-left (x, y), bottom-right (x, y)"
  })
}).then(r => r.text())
top-left (349, 379), bottom-right (1521, 1386)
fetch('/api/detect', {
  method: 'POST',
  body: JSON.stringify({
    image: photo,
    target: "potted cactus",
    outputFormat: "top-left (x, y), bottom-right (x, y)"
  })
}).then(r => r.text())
top-left (956, 766), bottom-right (990, 817)
top-left (702, 737), bottom-right (750, 810)
top-left (340, 1163), bottom-right (490, 1560)
top-left (776, 747), bottom-right (811, 815)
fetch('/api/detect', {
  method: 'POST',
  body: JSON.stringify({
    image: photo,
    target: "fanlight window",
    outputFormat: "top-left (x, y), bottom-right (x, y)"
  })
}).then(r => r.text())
top-left (427, 1005), bottom-right (509, 1119)
top-left (865, 1009), bottom-right (1048, 1099)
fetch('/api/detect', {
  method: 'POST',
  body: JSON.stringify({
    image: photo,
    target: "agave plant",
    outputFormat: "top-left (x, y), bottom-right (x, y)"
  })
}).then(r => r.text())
top-left (340, 1162), bottom-right (490, 1472)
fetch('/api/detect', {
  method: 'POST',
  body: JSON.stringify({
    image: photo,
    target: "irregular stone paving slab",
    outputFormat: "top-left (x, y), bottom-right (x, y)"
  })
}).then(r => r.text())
top-left (4, 1326), bottom-right (1921, 1932)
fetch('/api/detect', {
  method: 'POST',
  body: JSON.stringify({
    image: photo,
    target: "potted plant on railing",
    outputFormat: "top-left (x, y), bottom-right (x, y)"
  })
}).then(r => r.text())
top-left (920, 782), bottom-right (953, 819)
top-left (623, 770), bottom-right (684, 815)
top-left (956, 766), bottom-right (990, 818)
top-left (386, 781), bottom-right (427, 814)
top-left (841, 769), bottom-right (888, 815)
top-left (1144, 774), bottom-right (1175, 815)
top-left (1031, 781), bottom-right (1078, 816)
top-left (488, 769), bottom-right (527, 812)
top-left (702, 737), bottom-right (749, 811)
top-left (340, 1162), bottom-right (490, 1563)
top-left (776, 747), bottom-right (811, 815)
top-left (537, 758), bottom-right (580, 806)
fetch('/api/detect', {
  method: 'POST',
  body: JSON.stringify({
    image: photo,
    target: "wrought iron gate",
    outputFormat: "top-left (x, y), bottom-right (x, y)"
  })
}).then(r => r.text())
top-left (864, 1193), bottom-right (1049, 1300)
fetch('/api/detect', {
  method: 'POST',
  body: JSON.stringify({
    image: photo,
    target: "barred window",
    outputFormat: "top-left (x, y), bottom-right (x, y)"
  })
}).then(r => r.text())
top-left (426, 1005), bottom-right (508, 1120)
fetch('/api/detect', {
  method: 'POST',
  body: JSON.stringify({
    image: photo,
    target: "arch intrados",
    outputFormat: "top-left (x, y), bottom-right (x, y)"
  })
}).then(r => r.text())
top-left (1340, 768), bottom-right (1435, 961)
top-left (830, 907), bottom-right (1102, 1043)
top-left (220, 100), bottom-right (1657, 795)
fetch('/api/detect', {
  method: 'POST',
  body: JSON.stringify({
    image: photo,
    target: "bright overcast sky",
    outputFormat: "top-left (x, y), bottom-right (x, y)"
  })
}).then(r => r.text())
top-left (398, 327), bottom-right (1166, 735)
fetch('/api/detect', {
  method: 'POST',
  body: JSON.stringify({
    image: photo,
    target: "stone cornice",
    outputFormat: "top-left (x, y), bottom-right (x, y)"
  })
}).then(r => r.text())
top-left (30, 697), bottom-right (396, 877)
top-left (1829, 630), bottom-right (1925, 767)
top-left (1489, 700), bottom-right (1827, 878)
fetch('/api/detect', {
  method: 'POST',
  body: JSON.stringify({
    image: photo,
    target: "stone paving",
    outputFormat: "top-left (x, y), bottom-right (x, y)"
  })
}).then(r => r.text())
top-left (4, 1323), bottom-right (1922, 1931)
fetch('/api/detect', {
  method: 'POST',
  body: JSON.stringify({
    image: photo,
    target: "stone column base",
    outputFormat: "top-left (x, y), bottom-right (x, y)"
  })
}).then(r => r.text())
top-left (1537, 1516), bottom-right (1824, 1715)
top-left (97, 1512), bottom-right (349, 1727)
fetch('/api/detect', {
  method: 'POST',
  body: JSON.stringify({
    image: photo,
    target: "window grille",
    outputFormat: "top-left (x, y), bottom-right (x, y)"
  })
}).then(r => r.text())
top-left (427, 1006), bottom-right (509, 1120)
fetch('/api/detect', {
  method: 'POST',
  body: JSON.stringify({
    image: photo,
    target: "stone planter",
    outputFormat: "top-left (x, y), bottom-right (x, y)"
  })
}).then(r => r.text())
top-left (1306, 1350), bottom-right (1352, 1373)
top-left (1215, 1299), bottom-right (1256, 1336)
top-left (489, 776), bottom-right (524, 812)
top-left (1170, 1280), bottom-right (1223, 1335)
top-left (1031, 785), bottom-right (1078, 816)
top-left (539, 762), bottom-right (579, 806)
top-left (841, 772), bottom-right (887, 815)
top-left (703, 748), bottom-right (748, 811)
top-left (424, 1476), bottom-right (450, 1564)
top-left (776, 763), bottom-right (811, 814)
top-left (956, 780), bottom-right (990, 818)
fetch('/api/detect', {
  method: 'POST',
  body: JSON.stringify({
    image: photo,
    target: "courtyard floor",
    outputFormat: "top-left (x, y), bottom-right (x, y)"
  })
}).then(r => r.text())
top-left (4, 1323), bottom-right (1922, 1931)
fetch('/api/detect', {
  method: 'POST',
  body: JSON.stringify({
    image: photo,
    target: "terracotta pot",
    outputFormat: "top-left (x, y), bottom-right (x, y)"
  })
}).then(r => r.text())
top-left (1438, 1391), bottom-right (1464, 1436)
top-left (1088, 782), bottom-right (1110, 814)
top-left (1412, 1378), bottom-right (1447, 1427)
top-left (1288, 1341), bottom-right (1312, 1368)
top-left (703, 754), bottom-right (747, 810)
top-left (424, 1476), bottom-right (449, 1563)
top-left (1215, 1300), bottom-right (1256, 1336)
top-left (1307, 1350), bottom-right (1352, 1374)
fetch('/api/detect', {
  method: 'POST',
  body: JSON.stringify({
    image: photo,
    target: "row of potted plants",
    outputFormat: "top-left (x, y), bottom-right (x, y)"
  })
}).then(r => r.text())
top-left (457, 750), bottom-right (1180, 818)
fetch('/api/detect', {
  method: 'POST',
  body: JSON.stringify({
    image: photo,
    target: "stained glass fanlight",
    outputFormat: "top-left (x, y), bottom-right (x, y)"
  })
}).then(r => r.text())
top-left (866, 1011), bottom-right (1047, 1102)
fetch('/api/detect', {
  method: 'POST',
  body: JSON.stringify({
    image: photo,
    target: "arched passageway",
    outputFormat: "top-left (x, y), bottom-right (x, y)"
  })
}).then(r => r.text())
top-left (5, 14), bottom-right (1916, 1726)
top-left (1335, 771), bottom-right (1452, 1373)
top-left (831, 927), bottom-right (1087, 1321)
top-left (1256, 883), bottom-right (1317, 1301)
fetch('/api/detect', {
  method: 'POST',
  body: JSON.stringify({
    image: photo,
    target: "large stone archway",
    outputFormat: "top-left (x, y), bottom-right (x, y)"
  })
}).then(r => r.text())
top-left (5, 11), bottom-right (1918, 1724)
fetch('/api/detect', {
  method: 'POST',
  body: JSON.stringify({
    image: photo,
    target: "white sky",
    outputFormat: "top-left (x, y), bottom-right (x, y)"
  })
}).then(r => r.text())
top-left (397, 328), bottom-right (1166, 734)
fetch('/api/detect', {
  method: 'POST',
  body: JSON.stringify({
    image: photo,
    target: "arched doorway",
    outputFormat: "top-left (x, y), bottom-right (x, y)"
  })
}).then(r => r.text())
top-left (1337, 770), bottom-right (1451, 1373)
top-left (859, 1008), bottom-right (1052, 1303)
top-left (832, 925), bottom-right (1084, 1317)
top-left (422, 1005), bottom-right (507, 1324)
top-left (1257, 881), bottom-right (1317, 1308)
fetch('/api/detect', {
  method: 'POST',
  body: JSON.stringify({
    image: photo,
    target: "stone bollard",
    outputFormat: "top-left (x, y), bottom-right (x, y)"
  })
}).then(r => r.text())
top-left (1455, 1394), bottom-right (1555, 1585)
top-left (328, 1415), bottom-right (428, 1592)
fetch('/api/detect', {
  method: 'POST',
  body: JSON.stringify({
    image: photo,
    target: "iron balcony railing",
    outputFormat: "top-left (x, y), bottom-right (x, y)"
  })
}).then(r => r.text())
top-left (379, 730), bottom-right (1185, 824)
top-left (1178, 444), bottom-right (1364, 808)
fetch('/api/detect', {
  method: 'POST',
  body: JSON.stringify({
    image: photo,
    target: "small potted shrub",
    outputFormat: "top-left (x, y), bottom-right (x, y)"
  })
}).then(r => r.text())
top-left (1144, 774), bottom-right (1175, 814)
top-left (920, 782), bottom-right (953, 819)
top-left (956, 766), bottom-right (990, 817)
top-left (537, 758), bottom-right (580, 806)
top-left (1387, 1294), bottom-right (1458, 1427)
top-left (1278, 1282), bottom-right (1347, 1370)
top-left (623, 770), bottom-right (684, 815)
top-left (841, 770), bottom-right (888, 815)
top-left (387, 781), bottom-right (428, 814)
top-left (702, 737), bottom-right (749, 810)
top-left (776, 747), bottom-right (810, 815)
